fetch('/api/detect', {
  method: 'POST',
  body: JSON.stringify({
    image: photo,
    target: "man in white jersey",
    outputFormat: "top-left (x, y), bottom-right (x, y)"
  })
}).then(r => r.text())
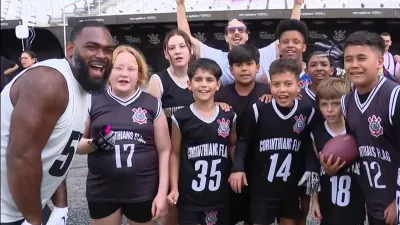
top-left (0, 21), bottom-right (114, 225)
top-left (176, 0), bottom-right (303, 85)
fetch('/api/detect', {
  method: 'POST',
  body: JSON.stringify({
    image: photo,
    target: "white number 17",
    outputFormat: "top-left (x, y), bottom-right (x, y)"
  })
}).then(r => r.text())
top-left (115, 144), bottom-right (135, 168)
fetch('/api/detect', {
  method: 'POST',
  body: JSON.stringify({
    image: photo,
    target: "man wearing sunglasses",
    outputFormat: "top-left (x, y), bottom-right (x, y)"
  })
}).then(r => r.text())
top-left (176, 0), bottom-right (303, 86)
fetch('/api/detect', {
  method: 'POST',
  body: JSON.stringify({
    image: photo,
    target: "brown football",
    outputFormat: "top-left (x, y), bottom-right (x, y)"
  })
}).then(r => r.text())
top-left (322, 134), bottom-right (359, 166)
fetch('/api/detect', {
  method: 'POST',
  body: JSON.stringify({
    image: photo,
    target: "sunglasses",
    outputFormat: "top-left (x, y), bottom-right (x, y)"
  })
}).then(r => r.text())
top-left (226, 26), bottom-right (247, 34)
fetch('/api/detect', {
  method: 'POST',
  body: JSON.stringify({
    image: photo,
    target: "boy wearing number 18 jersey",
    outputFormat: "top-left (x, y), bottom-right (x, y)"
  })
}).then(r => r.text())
top-left (168, 58), bottom-right (237, 225)
top-left (310, 78), bottom-right (365, 225)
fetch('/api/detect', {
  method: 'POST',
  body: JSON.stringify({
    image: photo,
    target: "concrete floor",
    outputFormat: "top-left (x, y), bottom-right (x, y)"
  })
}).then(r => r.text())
top-left (66, 155), bottom-right (367, 225)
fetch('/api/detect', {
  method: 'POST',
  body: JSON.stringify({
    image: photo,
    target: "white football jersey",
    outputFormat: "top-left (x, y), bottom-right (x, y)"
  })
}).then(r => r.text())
top-left (1, 59), bottom-right (88, 222)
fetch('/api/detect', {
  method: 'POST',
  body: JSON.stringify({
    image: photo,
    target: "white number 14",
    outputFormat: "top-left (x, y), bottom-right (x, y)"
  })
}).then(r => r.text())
top-left (267, 153), bottom-right (292, 182)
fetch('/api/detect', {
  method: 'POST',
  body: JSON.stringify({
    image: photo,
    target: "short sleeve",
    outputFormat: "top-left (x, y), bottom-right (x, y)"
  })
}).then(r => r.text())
top-left (258, 40), bottom-right (279, 83)
top-left (200, 43), bottom-right (225, 63)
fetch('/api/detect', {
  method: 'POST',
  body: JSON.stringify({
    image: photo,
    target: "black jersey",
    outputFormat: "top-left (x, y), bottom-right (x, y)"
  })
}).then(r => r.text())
top-left (87, 88), bottom-right (161, 203)
top-left (300, 85), bottom-right (324, 126)
top-left (215, 82), bottom-right (269, 138)
top-left (244, 99), bottom-right (316, 200)
top-left (300, 85), bottom-right (316, 108)
top-left (342, 76), bottom-right (400, 219)
top-left (172, 104), bottom-right (236, 211)
top-left (311, 121), bottom-right (365, 225)
top-left (155, 68), bottom-right (194, 132)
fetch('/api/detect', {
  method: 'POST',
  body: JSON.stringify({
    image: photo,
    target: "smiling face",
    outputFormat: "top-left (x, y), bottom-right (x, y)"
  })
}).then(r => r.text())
top-left (188, 68), bottom-right (221, 102)
top-left (165, 34), bottom-right (192, 68)
top-left (269, 71), bottom-right (301, 107)
top-left (225, 19), bottom-right (249, 49)
top-left (306, 54), bottom-right (333, 85)
top-left (344, 44), bottom-right (383, 90)
top-left (278, 30), bottom-right (306, 62)
top-left (67, 26), bottom-right (114, 92)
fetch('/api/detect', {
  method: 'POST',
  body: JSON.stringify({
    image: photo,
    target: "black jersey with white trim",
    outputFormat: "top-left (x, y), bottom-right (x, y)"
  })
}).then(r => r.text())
top-left (300, 85), bottom-right (324, 127)
top-left (154, 68), bottom-right (194, 133)
top-left (341, 76), bottom-right (400, 219)
top-left (172, 104), bottom-right (236, 211)
top-left (215, 83), bottom-right (270, 180)
top-left (243, 99), bottom-right (316, 200)
top-left (215, 82), bottom-right (269, 138)
top-left (87, 88), bottom-right (161, 203)
top-left (311, 121), bottom-right (365, 225)
top-left (300, 85), bottom-right (316, 108)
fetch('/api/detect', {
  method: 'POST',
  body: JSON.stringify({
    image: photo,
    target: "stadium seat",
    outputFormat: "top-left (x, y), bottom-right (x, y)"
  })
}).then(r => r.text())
top-left (144, 0), bottom-right (175, 13)
top-left (1, 0), bottom-right (10, 20)
top-left (249, 0), bottom-right (268, 9)
top-left (267, 0), bottom-right (284, 9)
top-left (185, 0), bottom-right (214, 12)
top-left (229, 0), bottom-right (250, 10)
top-left (209, 0), bottom-right (231, 11)
top-left (304, 0), bottom-right (347, 9)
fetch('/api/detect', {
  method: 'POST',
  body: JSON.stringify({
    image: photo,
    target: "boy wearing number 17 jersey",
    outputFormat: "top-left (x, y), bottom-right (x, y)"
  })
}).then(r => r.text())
top-left (168, 58), bottom-right (237, 225)
top-left (230, 58), bottom-right (320, 225)
top-left (310, 78), bottom-right (365, 225)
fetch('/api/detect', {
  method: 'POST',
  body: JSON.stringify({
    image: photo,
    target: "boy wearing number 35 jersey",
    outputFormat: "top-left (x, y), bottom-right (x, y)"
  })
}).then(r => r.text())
top-left (168, 58), bottom-right (237, 225)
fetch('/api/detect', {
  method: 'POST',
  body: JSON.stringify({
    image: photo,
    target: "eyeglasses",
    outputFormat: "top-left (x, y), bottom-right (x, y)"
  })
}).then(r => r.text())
top-left (226, 26), bottom-right (247, 34)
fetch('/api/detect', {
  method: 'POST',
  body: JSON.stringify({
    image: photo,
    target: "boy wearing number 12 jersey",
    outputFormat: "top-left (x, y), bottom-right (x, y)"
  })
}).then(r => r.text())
top-left (310, 78), bottom-right (365, 225)
top-left (168, 58), bottom-right (237, 225)
top-left (342, 31), bottom-right (400, 225)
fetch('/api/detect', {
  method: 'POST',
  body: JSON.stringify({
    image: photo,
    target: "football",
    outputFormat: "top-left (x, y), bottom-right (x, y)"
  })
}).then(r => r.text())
top-left (321, 134), bottom-right (359, 166)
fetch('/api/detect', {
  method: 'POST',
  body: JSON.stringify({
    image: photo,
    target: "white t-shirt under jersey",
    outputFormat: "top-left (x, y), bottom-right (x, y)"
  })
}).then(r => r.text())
top-left (1, 59), bottom-right (88, 223)
top-left (200, 41), bottom-right (278, 86)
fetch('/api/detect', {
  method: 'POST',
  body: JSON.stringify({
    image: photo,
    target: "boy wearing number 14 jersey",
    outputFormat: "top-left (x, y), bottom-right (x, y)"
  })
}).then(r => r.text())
top-left (168, 58), bottom-right (237, 225)
top-left (310, 78), bottom-right (365, 225)
top-left (230, 58), bottom-right (320, 225)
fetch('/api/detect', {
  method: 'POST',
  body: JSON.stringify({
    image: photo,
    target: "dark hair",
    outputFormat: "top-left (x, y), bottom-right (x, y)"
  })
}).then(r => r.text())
top-left (69, 21), bottom-right (109, 42)
top-left (269, 58), bottom-right (302, 80)
top-left (21, 50), bottom-right (37, 60)
top-left (224, 18), bottom-right (249, 35)
top-left (307, 51), bottom-right (333, 66)
top-left (380, 32), bottom-right (391, 37)
top-left (344, 31), bottom-right (385, 55)
top-left (188, 58), bottom-right (222, 80)
top-left (276, 19), bottom-right (308, 44)
top-left (228, 44), bottom-right (260, 66)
